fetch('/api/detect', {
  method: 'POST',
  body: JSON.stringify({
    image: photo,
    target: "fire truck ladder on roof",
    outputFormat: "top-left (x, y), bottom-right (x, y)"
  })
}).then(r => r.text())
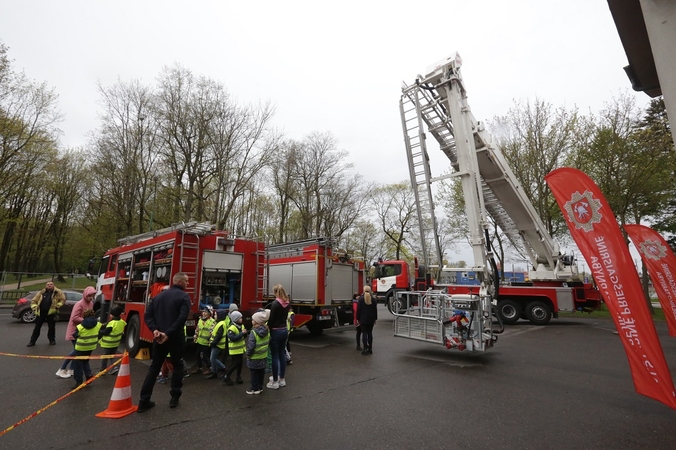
top-left (117, 222), bottom-right (214, 246)
top-left (267, 237), bottom-right (334, 259)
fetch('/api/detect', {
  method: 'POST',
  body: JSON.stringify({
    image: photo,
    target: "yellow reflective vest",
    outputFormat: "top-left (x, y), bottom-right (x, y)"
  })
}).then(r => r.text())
top-left (99, 319), bottom-right (126, 349)
top-left (196, 317), bottom-right (215, 345)
top-left (75, 323), bottom-right (102, 352)
top-left (210, 321), bottom-right (227, 350)
top-left (251, 332), bottom-right (270, 360)
top-left (228, 324), bottom-right (245, 354)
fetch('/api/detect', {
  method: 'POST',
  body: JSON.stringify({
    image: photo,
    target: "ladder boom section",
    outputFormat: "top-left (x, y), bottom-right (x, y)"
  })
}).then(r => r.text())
top-left (402, 53), bottom-right (569, 279)
top-left (400, 85), bottom-right (444, 269)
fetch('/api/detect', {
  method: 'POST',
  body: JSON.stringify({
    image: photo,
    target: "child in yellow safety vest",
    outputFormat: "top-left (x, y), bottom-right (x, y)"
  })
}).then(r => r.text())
top-left (192, 307), bottom-right (215, 375)
top-left (71, 309), bottom-right (103, 389)
top-left (222, 310), bottom-right (248, 385)
top-left (246, 310), bottom-right (269, 394)
top-left (98, 306), bottom-right (126, 375)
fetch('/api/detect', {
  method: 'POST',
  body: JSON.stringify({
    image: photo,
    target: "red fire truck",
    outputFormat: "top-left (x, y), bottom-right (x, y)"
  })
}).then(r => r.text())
top-left (94, 222), bottom-right (265, 357)
top-left (266, 238), bottom-right (365, 335)
top-left (371, 257), bottom-right (428, 313)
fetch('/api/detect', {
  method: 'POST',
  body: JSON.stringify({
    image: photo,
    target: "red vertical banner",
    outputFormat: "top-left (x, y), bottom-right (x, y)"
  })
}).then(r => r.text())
top-left (545, 167), bottom-right (676, 409)
top-left (625, 224), bottom-right (676, 337)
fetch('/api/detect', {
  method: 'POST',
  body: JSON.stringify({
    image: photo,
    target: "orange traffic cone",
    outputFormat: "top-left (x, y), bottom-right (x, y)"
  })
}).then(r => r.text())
top-left (96, 352), bottom-right (138, 418)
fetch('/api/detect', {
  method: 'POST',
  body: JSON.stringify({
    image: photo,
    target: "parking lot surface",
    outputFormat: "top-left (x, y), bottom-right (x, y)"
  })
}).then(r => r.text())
top-left (1, 305), bottom-right (675, 449)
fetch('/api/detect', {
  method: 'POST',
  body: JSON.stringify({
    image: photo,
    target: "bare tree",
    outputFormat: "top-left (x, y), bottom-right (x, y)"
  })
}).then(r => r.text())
top-left (370, 181), bottom-right (417, 260)
top-left (492, 98), bottom-right (580, 239)
top-left (91, 79), bottom-right (156, 236)
top-left (270, 140), bottom-right (300, 242)
top-left (210, 101), bottom-right (276, 232)
top-left (47, 150), bottom-right (88, 280)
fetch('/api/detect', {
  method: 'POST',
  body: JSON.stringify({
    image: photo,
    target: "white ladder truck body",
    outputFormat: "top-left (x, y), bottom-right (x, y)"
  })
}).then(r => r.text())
top-left (393, 53), bottom-right (596, 349)
top-left (393, 53), bottom-right (499, 352)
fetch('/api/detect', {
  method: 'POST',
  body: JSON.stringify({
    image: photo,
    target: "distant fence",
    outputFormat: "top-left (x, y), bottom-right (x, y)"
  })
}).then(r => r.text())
top-left (0, 271), bottom-right (89, 298)
top-left (0, 289), bottom-right (30, 305)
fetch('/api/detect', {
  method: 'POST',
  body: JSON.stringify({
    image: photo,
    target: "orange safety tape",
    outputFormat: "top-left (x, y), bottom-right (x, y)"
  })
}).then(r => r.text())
top-left (0, 352), bottom-right (124, 360)
top-left (0, 357), bottom-right (123, 437)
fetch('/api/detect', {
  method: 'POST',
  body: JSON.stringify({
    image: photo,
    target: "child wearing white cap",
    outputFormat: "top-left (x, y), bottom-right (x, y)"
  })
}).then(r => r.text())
top-left (246, 310), bottom-right (269, 394)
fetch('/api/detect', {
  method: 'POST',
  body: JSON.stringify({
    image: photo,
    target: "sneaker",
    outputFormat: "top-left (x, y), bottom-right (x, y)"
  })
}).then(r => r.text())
top-left (26, 342), bottom-right (35, 347)
top-left (55, 369), bottom-right (71, 379)
top-left (108, 367), bottom-right (119, 375)
top-left (246, 389), bottom-right (256, 395)
top-left (49, 341), bottom-right (56, 345)
top-left (236, 377), bottom-right (244, 384)
top-left (254, 389), bottom-right (263, 395)
top-left (157, 376), bottom-right (167, 384)
top-left (67, 369), bottom-right (74, 376)
top-left (137, 400), bottom-right (156, 413)
top-left (286, 359), bottom-right (293, 365)
top-left (267, 380), bottom-right (279, 390)
top-left (278, 378), bottom-right (286, 387)
top-left (169, 396), bottom-right (179, 408)
top-left (223, 377), bottom-right (234, 386)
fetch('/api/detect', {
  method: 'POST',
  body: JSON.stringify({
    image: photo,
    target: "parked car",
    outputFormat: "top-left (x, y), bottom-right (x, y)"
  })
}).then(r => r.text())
top-left (12, 290), bottom-right (83, 323)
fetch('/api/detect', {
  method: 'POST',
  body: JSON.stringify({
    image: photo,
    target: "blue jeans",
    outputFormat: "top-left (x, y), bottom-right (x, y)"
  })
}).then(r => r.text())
top-left (72, 350), bottom-right (93, 384)
top-left (210, 347), bottom-right (225, 372)
top-left (270, 328), bottom-right (288, 381)
top-left (60, 340), bottom-right (76, 370)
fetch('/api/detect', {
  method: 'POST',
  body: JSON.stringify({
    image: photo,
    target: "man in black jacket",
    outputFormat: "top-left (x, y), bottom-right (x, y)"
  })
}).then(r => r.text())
top-left (137, 272), bottom-right (191, 412)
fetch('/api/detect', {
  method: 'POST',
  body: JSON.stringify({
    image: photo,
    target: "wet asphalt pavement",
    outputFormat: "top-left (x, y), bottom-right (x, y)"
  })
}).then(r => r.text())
top-left (1, 305), bottom-right (676, 449)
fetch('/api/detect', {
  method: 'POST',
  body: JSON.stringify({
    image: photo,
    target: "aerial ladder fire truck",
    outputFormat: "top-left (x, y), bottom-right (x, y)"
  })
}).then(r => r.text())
top-left (391, 53), bottom-right (601, 351)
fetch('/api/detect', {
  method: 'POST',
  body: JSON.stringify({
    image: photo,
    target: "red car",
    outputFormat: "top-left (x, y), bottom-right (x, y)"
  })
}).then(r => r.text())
top-left (11, 290), bottom-right (84, 323)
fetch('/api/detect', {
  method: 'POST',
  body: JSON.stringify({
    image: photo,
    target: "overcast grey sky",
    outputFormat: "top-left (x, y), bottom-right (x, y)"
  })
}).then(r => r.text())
top-left (0, 0), bottom-right (647, 265)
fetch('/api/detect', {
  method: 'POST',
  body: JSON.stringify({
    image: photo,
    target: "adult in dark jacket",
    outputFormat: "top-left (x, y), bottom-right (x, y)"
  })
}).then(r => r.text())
top-left (137, 272), bottom-right (191, 412)
top-left (357, 285), bottom-right (378, 355)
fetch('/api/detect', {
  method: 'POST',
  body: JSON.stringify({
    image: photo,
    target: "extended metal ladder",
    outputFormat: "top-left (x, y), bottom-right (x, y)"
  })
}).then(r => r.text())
top-left (400, 54), bottom-right (562, 273)
top-left (399, 86), bottom-right (444, 270)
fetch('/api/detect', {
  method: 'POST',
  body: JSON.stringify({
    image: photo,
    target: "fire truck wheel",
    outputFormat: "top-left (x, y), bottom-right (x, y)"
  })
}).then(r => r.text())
top-left (497, 300), bottom-right (521, 324)
top-left (388, 294), bottom-right (407, 314)
top-left (306, 320), bottom-right (324, 335)
top-left (525, 301), bottom-right (552, 325)
top-left (125, 314), bottom-right (142, 357)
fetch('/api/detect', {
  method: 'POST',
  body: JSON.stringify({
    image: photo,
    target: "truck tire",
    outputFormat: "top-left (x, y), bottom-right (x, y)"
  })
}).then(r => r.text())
top-left (386, 294), bottom-right (394, 314)
top-left (306, 320), bottom-right (324, 335)
top-left (497, 300), bottom-right (521, 324)
top-left (525, 301), bottom-right (552, 325)
top-left (125, 314), bottom-right (142, 357)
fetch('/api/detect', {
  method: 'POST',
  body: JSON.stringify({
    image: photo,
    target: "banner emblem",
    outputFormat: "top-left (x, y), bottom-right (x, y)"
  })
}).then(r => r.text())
top-left (638, 239), bottom-right (667, 261)
top-left (564, 191), bottom-right (602, 232)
